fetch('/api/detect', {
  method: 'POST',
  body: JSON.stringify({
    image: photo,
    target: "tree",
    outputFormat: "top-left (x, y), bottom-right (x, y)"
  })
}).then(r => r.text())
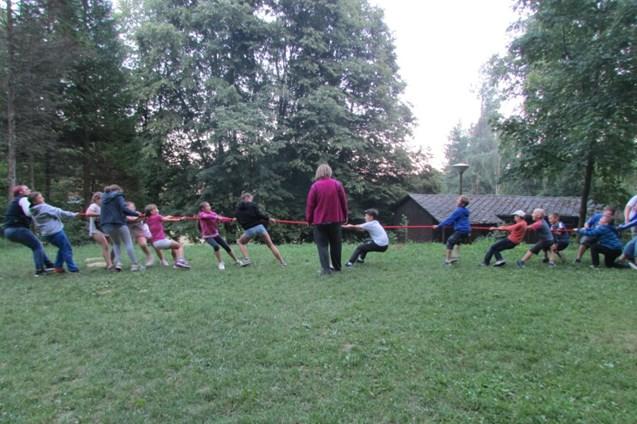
top-left (493, 0), bottom-right (637, 225)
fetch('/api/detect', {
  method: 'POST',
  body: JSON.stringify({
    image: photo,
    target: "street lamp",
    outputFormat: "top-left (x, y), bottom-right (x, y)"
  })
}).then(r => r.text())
top-left (451, 163), bottom-right (470, 194)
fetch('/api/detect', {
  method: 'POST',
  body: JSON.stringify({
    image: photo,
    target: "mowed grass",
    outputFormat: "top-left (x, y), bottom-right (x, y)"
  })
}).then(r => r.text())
top-left (0, 238), bottom-right (636, 423)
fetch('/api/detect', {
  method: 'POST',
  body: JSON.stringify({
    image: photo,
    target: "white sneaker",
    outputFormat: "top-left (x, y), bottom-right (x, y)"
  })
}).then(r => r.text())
top-left (145, 257), bottom-right (155, 267)
top-left (174, 259), bottom-right (191, 269)
top-left (160, 259), bottom-right (170, 267)
top-left (218, 262), bottom-right (225, 271)
top-left (493, 260), bottom-right (506, 267)
top-left (629, 261), bottom-right (637, 271)
top-left (131, 264), bottom-right (141, 272)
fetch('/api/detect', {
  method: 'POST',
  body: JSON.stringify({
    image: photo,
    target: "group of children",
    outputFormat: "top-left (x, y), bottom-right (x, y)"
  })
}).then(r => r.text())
top-left (435, 196), bottom-right (637, 269)
top-left (11, 187), bottom-right (637, 275)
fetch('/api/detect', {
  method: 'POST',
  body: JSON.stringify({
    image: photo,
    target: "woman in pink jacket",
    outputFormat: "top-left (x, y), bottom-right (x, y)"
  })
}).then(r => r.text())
top-left (306, 164), bottom-right (349, 276)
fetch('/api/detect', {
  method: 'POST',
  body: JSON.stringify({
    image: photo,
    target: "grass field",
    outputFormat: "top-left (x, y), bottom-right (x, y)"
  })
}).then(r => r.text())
top-left (0, 238), bottom-right (636, 423)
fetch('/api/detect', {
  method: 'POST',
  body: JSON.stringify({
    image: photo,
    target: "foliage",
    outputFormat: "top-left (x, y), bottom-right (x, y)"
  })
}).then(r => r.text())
top-left (491, 0), bottom-right (637, 216)
top-left (443, 86), bottom-right (500, 195)
top-left (2, 241), bottom-right (637, 422)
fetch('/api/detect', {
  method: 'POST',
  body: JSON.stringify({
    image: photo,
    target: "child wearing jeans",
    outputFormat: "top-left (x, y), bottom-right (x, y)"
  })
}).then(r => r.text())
top-left (28, 192), bottom-right (80, 273)
top-left (433, 196), bottom-right (471, 265)
top-left (343, 208), bottom-right (389, 267)
top-left (576, 215), bottom-right (624, 268)
top-left (198, 201), bottom-right (240, 270)
top-left (144, 204), bottom-right (191, 269)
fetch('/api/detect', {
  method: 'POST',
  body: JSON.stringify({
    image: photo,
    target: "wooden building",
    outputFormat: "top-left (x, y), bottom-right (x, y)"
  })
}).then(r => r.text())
top-left (393, 193), bottom-right (585, 243)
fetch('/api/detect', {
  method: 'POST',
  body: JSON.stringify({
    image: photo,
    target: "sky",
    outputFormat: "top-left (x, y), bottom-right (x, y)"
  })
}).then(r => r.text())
top-left (368, 0), bottom-right (519, 169)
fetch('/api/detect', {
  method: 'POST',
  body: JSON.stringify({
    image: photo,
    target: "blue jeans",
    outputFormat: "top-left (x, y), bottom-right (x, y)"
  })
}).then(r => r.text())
top-left (45, 231), bottom-right (79, 272)
top-left (624, 237), bottom-right (637, 260)
top-left (4, 226), bottom-right (52, 271)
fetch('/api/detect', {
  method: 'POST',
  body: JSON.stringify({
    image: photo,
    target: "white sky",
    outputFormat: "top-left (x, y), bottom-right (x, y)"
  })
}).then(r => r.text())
top-left (369, 0), bottom-right (518, 169)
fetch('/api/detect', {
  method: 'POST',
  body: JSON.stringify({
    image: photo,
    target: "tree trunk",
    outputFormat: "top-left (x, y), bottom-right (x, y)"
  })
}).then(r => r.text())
top-left (579, 153), bottom-right (594, 228)
top-left (6, 0), bottom-right (17, 195)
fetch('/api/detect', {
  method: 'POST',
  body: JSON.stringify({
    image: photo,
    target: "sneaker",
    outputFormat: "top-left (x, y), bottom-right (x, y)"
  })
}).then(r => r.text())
top-left (494, 260), bottom-right (506, 267)
top-left (240, 258), bottom-right (251, 267)
top-left (542, 257), bottom-right (549, 263)
top-left (174, 259), bottom-right (191, 269)
top-left (54, 267), bottom-right (65, 274)
top-left (479, 262), bottom-right (488, 267)
top-left (131, 264), bottom-right (141, 272)
top-left (356, 258), bottom-right (365, 264)
top-left (280, 260), bottom-right (288, 267)
top-left (574, 258), bottom-right (581, 264)
top-left (516, 260), bottom-right (525, 268)
top-left (218, 262), bottom-right (225, 271)
top-left (548, 261), bottom-right (556, 268)
top-left (145, 257), bottom-right (155, 267)
top-left (115, 263), bottom-right (123, 272)
top-left (443, 260), bottom-right (452, 266)
top-left (345, 261), bottom-right (353, 267)
top-left (628, 261), bottom-right (637, 271)
top-left (590, 265), bottom-right (600, 270)
top-left (34, 269), bottom-right (51, 277)
top-left (448, 257), bottom-right (459, 263)
top-left (160, 259), bottom-right (170, 267)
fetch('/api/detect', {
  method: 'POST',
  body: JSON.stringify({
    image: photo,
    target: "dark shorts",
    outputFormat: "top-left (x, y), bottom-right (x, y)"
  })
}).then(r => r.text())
top-left (446, 231), bottom-right (470, 250)
top-left (579, 235), bottom-right (597, 247)
top-left (530, 239), bottom-right (554, 254)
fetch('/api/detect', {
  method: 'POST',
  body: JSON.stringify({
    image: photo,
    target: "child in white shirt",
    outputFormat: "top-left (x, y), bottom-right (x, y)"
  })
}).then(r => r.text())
top-left (343, 208), bottom-right (389, 267)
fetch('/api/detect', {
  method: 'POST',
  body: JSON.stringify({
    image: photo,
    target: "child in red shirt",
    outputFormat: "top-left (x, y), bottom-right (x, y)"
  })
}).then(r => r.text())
top-left (482, 210), bottom-right (527, 266)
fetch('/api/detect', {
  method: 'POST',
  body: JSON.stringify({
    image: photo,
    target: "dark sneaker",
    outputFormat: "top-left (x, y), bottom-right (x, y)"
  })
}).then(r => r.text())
top-left (516, 260), bottom-right (525, 268)
top-left (356, 258), bottom-right (365, 264)
top-left (494, 260), bottom-right (506, 267)
top-left (542, 258), bottom-right (549, 263)
top-left (345, 262), bottom-right (353, 267)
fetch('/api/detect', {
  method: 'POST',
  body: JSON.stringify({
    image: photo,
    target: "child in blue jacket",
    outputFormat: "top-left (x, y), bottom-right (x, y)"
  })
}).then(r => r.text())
top-left (577, 214), bottom-right (623, 268)
top-left (433, 196), bottom-right (470, 265)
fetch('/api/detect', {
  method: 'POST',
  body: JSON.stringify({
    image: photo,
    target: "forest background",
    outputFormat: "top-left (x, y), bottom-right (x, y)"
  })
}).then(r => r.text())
top-left (1, 0), bottom-right (636, 242)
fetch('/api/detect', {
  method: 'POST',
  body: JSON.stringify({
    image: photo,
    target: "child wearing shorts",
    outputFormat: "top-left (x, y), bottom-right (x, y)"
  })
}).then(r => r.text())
top-left (144, 204), bottom-right (190, 269)
top-left (516, 208), bottom-right (555, 268)
top-left (127, 201), bottom-right (167, 267)
top-left (433, 196), bottom-right (471, 265)
top-left (343, 208), bottom-right (389, 267)
top-left (198, 201), bottom-right (240, 270)
top-left (234, 193), bottom-right (286, 267)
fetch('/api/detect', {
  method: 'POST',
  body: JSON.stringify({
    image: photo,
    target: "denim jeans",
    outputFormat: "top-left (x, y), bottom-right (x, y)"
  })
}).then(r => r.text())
top-left (4, 226), bottom-right (52, 271)
top-left (45, 230), bottom-right (78, 272)
top-left (624, 237), bottom-right (637, 260)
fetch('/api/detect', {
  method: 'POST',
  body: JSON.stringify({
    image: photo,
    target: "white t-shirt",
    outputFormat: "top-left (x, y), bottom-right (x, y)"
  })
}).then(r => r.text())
top-left (86, 203), bottom-right (100, 236)
top-left (360, 220), bottom-right (389, 247)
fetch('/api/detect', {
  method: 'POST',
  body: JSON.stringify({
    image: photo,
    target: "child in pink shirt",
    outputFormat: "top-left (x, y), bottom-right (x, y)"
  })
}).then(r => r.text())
top-left (144, 204), bottom-right (190, 269)
top-left (198, 201), bottom-right (240, 270)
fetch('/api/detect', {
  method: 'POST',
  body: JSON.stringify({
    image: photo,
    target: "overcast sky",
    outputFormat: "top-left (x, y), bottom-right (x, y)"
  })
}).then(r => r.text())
top-left (369, 0), bottom-right (518, 169)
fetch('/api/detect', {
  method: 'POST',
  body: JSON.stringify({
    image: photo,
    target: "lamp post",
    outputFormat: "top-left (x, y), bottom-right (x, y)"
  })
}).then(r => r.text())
top-left (451, 163), bottom-right (470, 194)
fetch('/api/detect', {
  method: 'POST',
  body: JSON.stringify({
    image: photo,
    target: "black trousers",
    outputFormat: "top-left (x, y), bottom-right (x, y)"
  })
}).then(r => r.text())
top-left (348, 239), bottom-right (388, 263)
top-left (590, 244), bottom-right (622, 268)
top-left (483, 238), bottom-right (516, 265)
top-left (314, 223), bottom-right (342, 272)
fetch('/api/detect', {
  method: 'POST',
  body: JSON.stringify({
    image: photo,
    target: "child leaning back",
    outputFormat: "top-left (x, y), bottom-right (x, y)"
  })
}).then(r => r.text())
top-left (433, 196), bottom-right (471, 265)
top-left (198, 201), bottom-right (241, 270)
top-left (342, 208), bottom-right (389, 267)
top-left (29, 191), bottom-right (80, 273)
top-left (144, 204), bottom-right (191, 269)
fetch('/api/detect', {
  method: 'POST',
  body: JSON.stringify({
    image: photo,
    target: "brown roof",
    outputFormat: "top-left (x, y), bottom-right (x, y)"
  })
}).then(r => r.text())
top-left (404, 193), bottom-right (586, 224)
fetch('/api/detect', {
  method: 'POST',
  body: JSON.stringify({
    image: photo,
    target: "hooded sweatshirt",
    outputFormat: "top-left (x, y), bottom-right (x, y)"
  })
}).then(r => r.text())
top-left (30, 203), bottom-right (77, 236)
top-left (100, 191), bottom-right (139, 226)
top-left (235, 201), bottom-right (269, 230)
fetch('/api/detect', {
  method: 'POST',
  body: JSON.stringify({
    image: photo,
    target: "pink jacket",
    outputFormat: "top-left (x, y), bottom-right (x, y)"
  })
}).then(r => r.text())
top-left (198, 210), bottom-right (231, 238)
top-left (305, 178), bottom-right (348, 225)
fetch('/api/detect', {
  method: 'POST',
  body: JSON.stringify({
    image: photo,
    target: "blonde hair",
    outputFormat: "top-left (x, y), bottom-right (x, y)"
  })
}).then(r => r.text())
top-left (91, 192), bottom-right (102, 203)
top-left (533, 208), bottom-right (545, 217)
top-left (314, 163), bottom-right (333, 180)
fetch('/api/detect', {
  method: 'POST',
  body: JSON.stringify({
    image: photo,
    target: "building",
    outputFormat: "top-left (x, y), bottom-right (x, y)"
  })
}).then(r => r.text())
top-left (393, 193), bottom-right (586, 243)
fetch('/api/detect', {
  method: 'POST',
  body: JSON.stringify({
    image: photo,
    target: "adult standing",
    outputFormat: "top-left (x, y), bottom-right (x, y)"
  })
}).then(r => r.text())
top-left (3, 185), bottom-right (54, 276)
top-left (305, 164), bottom-right (348, 275)
top-left (624, 194), bottom-right (637, 235)
top-left (100, 184), bottom-right (141, 271)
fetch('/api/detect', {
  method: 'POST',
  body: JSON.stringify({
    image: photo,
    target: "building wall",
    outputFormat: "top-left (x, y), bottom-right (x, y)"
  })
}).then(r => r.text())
top-left (394, 199), bottom-right (436, 242)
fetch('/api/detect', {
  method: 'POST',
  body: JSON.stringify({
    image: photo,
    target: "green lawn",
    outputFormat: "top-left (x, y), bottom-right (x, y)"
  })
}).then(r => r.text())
top-left (0, 238), bottom-right (636, 423)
